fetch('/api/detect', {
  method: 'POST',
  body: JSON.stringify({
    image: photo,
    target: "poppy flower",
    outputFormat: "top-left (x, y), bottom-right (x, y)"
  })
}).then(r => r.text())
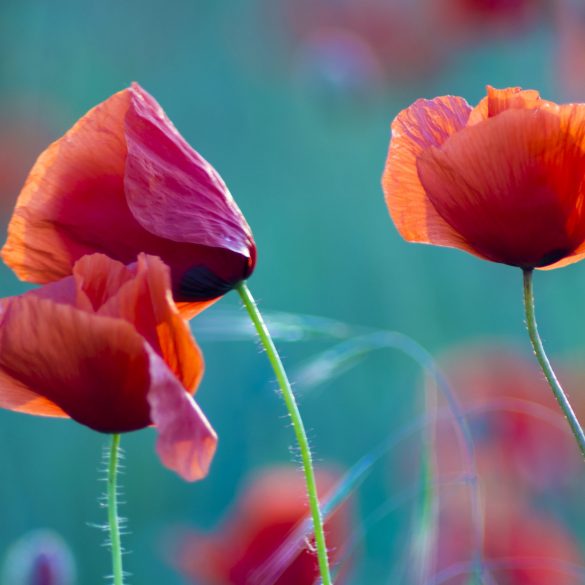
top-left (440, 0), bottom-right (542, 37)
top-left (556, 0), bottom-right (585, 102)
top-left (1, 83), bottom-right (256, 317)
top-left (434, 491), bottom-right (584, 585)
top-left (277, 0), bottom-right (444, 86)
top-left (431, 345), bottom-right (582, 491)
top-left (0, 252), bottom-right (216, 481)
top-left (173, 466), bottom-right (351, 585)
top-left (382, 85), bottom-right (585, 270)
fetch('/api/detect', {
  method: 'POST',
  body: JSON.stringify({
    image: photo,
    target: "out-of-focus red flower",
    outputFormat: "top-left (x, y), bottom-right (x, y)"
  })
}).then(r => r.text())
top-left (0, 252), bottom-right (216, 481)
top-left (432, 346), bottom-right (581, 490)
top-left (174, 466), bottom-right (351, 584)
top-left (429, 349), bottom-right (585, 583)
top-left (434, 493), bottom-right (584, 585)
top-left (291, 27), bottom-right (386, 106)
top-left (440, 0), bottom-right (543, 37)
top-left (1, 83), bottom-right (256, 318)
top-left (456, 0), bottom-right (536, 16)
top-left (280, 0), bottom-right (445, 84)
top-left (382, 86), bottom-right (585, 270)
top-left (556, 0), bottom-right (585, 102)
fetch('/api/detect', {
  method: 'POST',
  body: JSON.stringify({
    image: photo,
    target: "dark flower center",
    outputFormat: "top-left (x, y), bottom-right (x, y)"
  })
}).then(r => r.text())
top-left (534, 247), bottom-right (572, 268)
top-left (178, 265), bottom-right (240, 301)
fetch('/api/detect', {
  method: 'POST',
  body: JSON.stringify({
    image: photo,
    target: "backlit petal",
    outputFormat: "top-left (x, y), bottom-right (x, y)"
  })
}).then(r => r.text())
top-left (1, 84), bottom-right (256, 306)
top-left (176, 298), bottom-right (218, 320)
top-left (95, 254), bottom-right (204, 392)
top-left (147, 345), bottom-right (216, 482)
top-left (72, 253), bottom-right (135, 311)
top-left (1, 89), bottom-right (132, 283)
top-left (382, 96), bottom-right (475, 252)
top-left (467, 86), bottom-right (556, 125)
top-left (417, 107), bottom-right (585, 268)
top-left (124, 84), bottom-right (254, 262)
top-left (0, 295), bottom-right (152, 432)
top-left (0, 364), bottom-right (66, 418)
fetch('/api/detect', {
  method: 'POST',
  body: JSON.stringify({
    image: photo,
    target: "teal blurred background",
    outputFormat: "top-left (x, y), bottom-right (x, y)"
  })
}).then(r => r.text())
top-left (2, 1), bottom-right (585, 583)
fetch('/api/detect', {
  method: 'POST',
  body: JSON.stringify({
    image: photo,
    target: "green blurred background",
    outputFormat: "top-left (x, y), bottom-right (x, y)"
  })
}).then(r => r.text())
top-left (1, 1), bottom-right (585, 583)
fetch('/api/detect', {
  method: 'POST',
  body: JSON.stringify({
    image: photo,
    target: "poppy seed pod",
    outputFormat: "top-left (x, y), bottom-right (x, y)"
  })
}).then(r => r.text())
top-left (1, 83), bottom-right (256, 318)
top-left (382, 86), bottom-right (585, 270)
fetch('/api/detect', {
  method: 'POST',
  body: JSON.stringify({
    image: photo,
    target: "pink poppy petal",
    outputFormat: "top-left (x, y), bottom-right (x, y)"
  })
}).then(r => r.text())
top-left (124, 84), bottom-right (254, 261)
top-left (147, 346), bottom-right (217, 481)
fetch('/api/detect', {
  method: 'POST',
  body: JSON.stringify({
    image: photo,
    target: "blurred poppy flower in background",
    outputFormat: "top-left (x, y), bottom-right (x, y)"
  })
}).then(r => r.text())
top-left (434, 492), bottom-right (584, 585)
top-left (173, 466), bottom-right (352, 584)
top-left (440, 0), bottom-right (543, 40)
top-left (556, 0), bottom-right (585, 102)
top-left (290, 28), bottom-right (386, 108)
top-left (277, 0), bottom-right (445, 88)
top-left (431, 345), bottom-right (582, 491)
top-left (1, 83), bottom-right (256, 318)
top-left (382, 86), bottom-right (585, 270)
top-left (0, 252), bottom-right (216, 481)
top-left (0, 529), bottom-right (76, 585)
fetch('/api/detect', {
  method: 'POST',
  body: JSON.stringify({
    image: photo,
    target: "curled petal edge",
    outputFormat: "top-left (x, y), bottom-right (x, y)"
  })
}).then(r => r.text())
top-left (146, 346), bottom-right (217, 481)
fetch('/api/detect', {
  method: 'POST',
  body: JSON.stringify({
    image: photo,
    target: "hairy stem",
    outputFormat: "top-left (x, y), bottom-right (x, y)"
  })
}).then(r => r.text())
top-left (236, 282), bottom-right (333, 585)
top-left (108, 433), bottom-right (124, 585)
top-left (522, 269), bottom-right (585, 460)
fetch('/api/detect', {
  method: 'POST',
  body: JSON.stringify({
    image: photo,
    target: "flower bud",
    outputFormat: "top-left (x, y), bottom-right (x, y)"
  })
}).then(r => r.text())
top-left (1, 530), bottom-right (76, 585)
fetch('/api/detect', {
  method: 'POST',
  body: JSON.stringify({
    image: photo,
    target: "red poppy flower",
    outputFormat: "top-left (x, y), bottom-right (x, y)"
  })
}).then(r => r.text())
top-left (431, 345), bottom-right (582, 491)
top-left (442, 0), bottom-right (541, 34)
top-left (435, 493), bottom-right (583, 585)
top-left (174, 466), bottom-right (351, 584)
top-left (1, 83), bottom-right (256, 318)
top-left (382, 86), bottom-right (585, 270)
top-left (556, 0), bottom-right (585, 102)
top-left (278, 0), bottom-right (444, 84)
top-left (0, 252), bottom-right (216, 481)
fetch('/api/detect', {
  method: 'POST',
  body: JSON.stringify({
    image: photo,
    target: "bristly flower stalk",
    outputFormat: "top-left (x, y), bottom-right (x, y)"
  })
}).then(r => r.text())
top-left (236, 282), bottom-right (333, 585)
top-left (108, 434), bottom-right (125, 585)
top-left (522, 270), bottom-right (585, 460)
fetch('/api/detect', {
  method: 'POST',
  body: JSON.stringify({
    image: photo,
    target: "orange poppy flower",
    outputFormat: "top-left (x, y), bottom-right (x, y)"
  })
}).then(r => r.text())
top-left (0, 252), bottom-right (216, 481)
top-left (1, 83), bottom-right (256, 317)
top-left (382, 86), bottom-right (585, 270)
top-left (174, 466), bottom-right (351, 584)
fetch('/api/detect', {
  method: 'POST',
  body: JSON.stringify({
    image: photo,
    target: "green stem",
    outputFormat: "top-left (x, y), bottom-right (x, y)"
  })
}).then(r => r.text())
top-left (108, 433), bottom-right (124, 585)
top-left (522, 269), bottom-right (585, 460)
top-left (236, 282), bottom-right (333, 585)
